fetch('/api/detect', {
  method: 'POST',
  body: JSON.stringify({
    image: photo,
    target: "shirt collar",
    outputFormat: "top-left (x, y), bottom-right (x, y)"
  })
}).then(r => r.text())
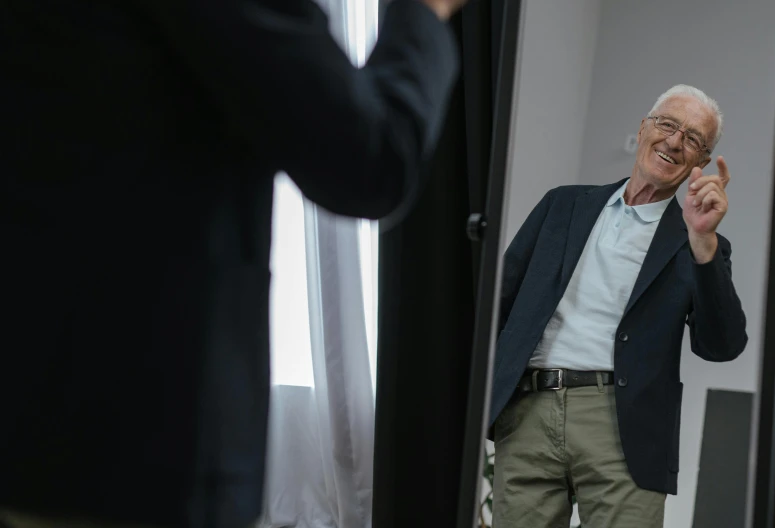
top-left (606, 179), bottom-right (672, 223)
top-left (606, 180), bottom-right (629, 207)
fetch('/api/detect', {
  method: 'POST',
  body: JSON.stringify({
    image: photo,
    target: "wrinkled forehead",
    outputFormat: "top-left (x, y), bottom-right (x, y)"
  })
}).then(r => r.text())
top-left (653, 95), bottom-right (718, 139)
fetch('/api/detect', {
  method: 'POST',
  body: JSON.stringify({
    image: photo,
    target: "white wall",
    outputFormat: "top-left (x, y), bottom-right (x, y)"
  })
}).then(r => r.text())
top-left (501, 0), bottom-right (603, 249)
top-left (578, 1), bottom-right (775, 527)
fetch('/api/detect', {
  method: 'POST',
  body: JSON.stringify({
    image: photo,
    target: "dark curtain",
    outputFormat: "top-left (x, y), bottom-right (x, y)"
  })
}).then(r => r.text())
top-left (372, 1), bottom-right (507, 526)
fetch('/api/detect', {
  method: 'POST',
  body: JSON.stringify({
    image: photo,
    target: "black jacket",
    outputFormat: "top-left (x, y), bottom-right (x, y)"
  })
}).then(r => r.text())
top-left (0, 1), bottom-right (458, 527)
top-left (489, 180), bottom-right (748, 495)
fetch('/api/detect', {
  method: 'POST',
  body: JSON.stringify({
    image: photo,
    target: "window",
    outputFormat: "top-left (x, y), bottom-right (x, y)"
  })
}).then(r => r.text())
top-left (269, 0), bottom-right (380, 389)
top-left (269, 173), bottom-right (315, 387)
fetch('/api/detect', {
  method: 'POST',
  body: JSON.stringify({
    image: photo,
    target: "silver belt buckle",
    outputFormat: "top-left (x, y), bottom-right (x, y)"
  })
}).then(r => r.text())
top-left (546, 369), bottom-right (564, 390)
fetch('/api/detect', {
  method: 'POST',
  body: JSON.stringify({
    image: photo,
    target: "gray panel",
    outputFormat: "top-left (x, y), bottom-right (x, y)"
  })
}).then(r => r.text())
top-left (692, 389), bottom-right (754, 528)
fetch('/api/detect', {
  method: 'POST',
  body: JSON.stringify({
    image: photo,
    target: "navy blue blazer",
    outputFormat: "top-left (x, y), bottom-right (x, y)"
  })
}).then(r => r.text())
top-left (0, 1), bottom-right (458, 527)
top-left (489, 179), bottom-right (748, 495)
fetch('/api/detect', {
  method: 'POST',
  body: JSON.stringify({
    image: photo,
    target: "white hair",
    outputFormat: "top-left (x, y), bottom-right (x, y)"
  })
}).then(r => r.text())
top-left (648, 84), bottom-right (723, 150)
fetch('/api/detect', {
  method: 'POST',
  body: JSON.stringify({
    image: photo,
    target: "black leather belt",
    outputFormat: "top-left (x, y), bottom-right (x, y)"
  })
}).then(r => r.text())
top-left (517, 369), bottom-right (615, 392)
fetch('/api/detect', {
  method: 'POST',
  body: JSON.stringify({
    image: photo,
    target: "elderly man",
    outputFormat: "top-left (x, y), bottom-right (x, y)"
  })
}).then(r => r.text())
top-left (489, 85), bottom-right (748, 528)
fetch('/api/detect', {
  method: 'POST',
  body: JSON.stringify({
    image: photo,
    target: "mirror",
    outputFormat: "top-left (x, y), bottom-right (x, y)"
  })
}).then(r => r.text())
top-left (482, 1), bottom-right (775, 527)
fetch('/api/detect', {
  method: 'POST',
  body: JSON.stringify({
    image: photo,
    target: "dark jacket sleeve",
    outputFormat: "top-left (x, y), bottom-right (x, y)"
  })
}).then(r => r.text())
top-left (498, 191), bottom-right (553, 333)
top-left (686, 234), bottom-right (748, 361)
top-left (139, 0), bottom-right (459, 219)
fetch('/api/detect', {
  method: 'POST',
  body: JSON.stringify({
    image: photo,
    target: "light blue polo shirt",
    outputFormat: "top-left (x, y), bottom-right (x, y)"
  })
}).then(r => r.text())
top-left (528, 180), bottom-right (674, 371)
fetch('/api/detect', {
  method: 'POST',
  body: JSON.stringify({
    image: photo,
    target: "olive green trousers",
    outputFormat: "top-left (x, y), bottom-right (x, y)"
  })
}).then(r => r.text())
top-left (492, 384), bottom-right (666, 528)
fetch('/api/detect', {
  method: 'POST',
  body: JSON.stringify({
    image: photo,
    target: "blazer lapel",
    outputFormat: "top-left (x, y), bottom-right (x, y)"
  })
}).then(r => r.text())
top-left (561, 179), bottom-right (627, 286)
top-left (623, 197), bottom-right (688, 316)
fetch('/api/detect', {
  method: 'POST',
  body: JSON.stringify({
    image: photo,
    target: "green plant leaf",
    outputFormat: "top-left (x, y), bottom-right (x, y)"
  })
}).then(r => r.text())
top-left (484, 464), bottom-right (494, 480)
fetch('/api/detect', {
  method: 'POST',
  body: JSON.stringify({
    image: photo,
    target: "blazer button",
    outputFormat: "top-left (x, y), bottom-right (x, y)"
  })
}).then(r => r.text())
top-left (618, 377), bottom-right (628, 387)
top-left (618, 332), bottom-right (629, 342)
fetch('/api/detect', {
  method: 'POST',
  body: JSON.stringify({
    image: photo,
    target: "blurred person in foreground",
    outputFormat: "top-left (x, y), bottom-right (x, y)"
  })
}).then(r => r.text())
top-left (0, 0), bottom-right (467, 527)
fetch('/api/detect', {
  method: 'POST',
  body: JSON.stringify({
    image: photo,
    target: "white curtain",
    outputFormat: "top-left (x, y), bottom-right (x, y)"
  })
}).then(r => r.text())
top-left (261, 1), bottom-right (380, 527)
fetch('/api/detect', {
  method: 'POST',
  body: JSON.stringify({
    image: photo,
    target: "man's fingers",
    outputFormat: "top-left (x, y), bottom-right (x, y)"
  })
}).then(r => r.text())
top-left (690, 174), bottom-right (725, 194)
top-left (716, 155), bottom-right (730, 186)
top-left (689, 166), bottom-right (703, 184)
top-left (687, 167), bottom-right (704, 194)
top-left (689, 157), bottom-right (730, 195)
top-left (692, 182), bottom-right (725, 206)
top-left (701, 190), bottom-right (724, 213)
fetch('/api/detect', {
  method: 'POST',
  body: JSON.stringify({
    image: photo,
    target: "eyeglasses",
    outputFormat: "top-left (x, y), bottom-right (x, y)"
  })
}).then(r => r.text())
top-left (646, 115), bottom-right (710, 155)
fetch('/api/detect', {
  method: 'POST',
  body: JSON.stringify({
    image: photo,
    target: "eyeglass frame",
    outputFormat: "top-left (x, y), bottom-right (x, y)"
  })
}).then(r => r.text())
top-left (646, 115), bottom-right (712, 156)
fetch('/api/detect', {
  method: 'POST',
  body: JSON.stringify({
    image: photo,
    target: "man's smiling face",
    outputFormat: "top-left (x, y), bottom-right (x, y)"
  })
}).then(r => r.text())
top-left (634, 94), bottom-right (717, 191)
